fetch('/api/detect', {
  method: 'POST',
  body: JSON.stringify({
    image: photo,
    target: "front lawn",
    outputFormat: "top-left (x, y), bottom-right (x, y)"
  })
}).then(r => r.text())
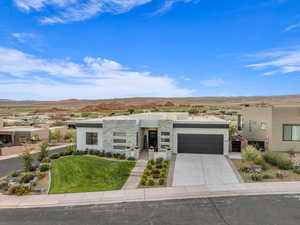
top-left (50, 156), bottom-right (135, 194)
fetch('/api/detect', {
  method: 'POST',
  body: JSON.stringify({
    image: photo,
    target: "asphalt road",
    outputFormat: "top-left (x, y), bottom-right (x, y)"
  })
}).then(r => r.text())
top-left (0, 146), bottom-right (68, 178)
top-left (1, 195), bottom-right (300, 225)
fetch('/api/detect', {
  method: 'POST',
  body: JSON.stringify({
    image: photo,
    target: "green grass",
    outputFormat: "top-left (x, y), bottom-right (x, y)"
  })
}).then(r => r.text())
top-left (50, 156), bottom-right (135, 194)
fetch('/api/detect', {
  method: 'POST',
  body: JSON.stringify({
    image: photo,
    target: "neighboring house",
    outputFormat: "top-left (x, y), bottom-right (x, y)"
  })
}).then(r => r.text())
top-left (240, 105), bottom-right (300, 152)
top-left (0, 127), bottom-right (49, 146)
top-left (76, 112), bottom-right (230, 155)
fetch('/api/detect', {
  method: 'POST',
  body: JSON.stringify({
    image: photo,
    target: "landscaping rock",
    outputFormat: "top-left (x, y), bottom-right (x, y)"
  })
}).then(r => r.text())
top-left (247, 168), bottom-right (264, 174)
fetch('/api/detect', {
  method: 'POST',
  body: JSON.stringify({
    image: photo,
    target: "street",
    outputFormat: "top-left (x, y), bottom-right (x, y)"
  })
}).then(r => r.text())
top-left (1, 194), bottom-right (300, 225)
top-left (0, 146), bottom-right (68, 178)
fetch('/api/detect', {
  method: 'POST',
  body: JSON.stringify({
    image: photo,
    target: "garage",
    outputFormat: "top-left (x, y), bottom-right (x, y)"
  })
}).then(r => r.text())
top-left (177, 134), bottom-right (224, 154)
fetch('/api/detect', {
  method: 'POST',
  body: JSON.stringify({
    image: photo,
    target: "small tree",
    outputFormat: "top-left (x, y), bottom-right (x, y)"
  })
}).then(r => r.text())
top-left (229, 123), bottom-right (238, 137)
top-left (38, 141), bottom-right (49, 161)
top-left (19, 149), bottom-right (34, 172)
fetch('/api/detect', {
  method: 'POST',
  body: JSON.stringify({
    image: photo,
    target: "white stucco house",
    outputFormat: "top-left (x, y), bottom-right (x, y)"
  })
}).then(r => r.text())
top-left (76, 112), bottom-right (229, 157)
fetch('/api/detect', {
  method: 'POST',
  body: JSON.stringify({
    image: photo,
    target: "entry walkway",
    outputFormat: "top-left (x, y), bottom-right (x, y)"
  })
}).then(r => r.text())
top-left (172, 154), bottom-right (240, 186)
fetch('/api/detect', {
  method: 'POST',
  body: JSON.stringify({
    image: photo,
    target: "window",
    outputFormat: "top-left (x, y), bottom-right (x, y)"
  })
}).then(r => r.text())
top-left (161, 138), bottom-right (170, 143)
top-left (113, 132), bottom-right (126, 137)
top-left (260, 122), bottom-right (268, 130)
top-left (161, 132), bottom-right (170, 136)
top-left (113, 139), bottom-right (126, 143)
top-left (86, 132), bottom-right (98, 145)
top-left (283, 125), bottom-right (300, 141)
top-left (113, 145), bottom-right (126, 150)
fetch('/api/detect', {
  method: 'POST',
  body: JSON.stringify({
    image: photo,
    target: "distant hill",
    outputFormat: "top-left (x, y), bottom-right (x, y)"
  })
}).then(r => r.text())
top-left (0, 95), bottom-right (300, 110)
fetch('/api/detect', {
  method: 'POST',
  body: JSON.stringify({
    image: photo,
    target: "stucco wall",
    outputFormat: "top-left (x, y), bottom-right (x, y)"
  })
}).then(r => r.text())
top-left (77, 127), bottom-right (103, 151)
top-left (158, 120), bottom-right (173, 151)
top-left (103, 120), bottom-right (138, 152)
top-left (241, 106), bottom-right (273, 150)
top-left (270, 107), bottom-right (300, 152)
top-left (172, 128), bottom-right (229, 155)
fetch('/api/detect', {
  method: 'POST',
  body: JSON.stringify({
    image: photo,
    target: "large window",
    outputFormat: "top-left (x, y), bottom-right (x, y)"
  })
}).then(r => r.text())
top-left (86, 132), bottom-right (98, 145)
top-left (283, 125), bottom-right (300, 141)
top-left (113, 139), bottom-right (126, 143)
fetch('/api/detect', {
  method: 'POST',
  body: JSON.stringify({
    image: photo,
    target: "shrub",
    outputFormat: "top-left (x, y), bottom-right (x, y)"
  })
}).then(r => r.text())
top-left (21, 173), bottom-right (35, 183)
top-left (151, 169), bottom-right (160, 175)
top-left (149, 159), bottom-right (155, 165)
top-left (65, 146), bottom-right (75, 155)
top-left (11, 171), bottom-right (19, 177)
top-left (99, 151), bottom-right (105, 157)
top-left (163, 161), bottom-right (169, 168)
top-left (50, 153), bottom-right (60, 159)
top-left (276, 171), bottom-right (284, 179)
top-left (36, 172), bottom-right (46, 180)
top-left (156, 157), bottom-right (164, 164)
top-left (159, 178), bottom-right (165, 185)
top-left (41, 157), bottom-right (51, 163)
top-left (119, 154), bottom-right (126, 160)
top-left (147, 179), bottom-right (155, 186)
top-left (156, 164), bottom-right (163, 169)
top-left (15, 185), bottom-right (31, 196)
top-left (0, 179), bottom-right (8, 189)
top-left (105, 152), bottom-right (113, 158)
top-left (89, 149), bottom-right (97, 155)
top-left (263, 152), bottom-right (293, 170)
top-left (293, 169), bottom-right (300, 175)
top-left (160, 172), bottom-right (166, 178)
top-left (8, 185), bottom-right (19, 195)
top-left (59, 152), bottom-right (66, 157)
top-left (140, 178), bottom-right (147, 186)
top-left (153, 174), bottom-right (160, 179)
top-left (113, 153), bottom-right (120, 158)
top-left (29, 164), bottom-right (39, 172)
top-left (250, 173), bottom-right (263, 181)
top-left (39, 164), bottom-right (51, 172)
top-left (147, 164), bottom-right (153, 170)
top-left (19, 149), bottom-right (34, 172)
top-left (127, 157), bottom-right (136, 161)
top-left (38, 141), bottom-right (49, 162)
top-left (240, 165), bottom-right (250, 172)
top-left (262, 174), bottom-right (272, 179)
top-left (241, 145), bottom-right (261, 162)
top-left (144, 169), bottom-right (151, 176)
top-left (254, 157), bottom-right (268, 170)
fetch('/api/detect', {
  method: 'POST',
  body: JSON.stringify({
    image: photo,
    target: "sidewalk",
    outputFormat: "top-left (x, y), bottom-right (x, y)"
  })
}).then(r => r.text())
top-left (0, 144), bottom-right (74, 161)
top-left (1, 181), bottom-right (300, 209)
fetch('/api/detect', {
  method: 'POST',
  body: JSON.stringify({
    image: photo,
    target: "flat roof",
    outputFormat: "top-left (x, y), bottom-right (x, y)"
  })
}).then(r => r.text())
top-left (0, 126), bottom-right (44, 132)
top-left (76, 112), bottom-right (228, 125)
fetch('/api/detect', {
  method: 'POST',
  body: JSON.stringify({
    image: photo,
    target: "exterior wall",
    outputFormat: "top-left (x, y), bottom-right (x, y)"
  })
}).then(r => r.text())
top-left (270, 107), bottom-right (300, 152)
top-left (77, 127), bottom-right (103, 151)
top-left (241, 106), bottom-right (273, 150)
top-left (172, 128), bottom-right (229, 155)
top-left (158, 120), bottom-right (173, 151)
top-left (102, 120), bottom-right (138, 152)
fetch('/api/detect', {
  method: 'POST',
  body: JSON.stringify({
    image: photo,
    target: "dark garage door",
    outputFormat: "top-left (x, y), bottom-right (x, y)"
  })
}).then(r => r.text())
top-left (177, 134), bottom-right (224, 154)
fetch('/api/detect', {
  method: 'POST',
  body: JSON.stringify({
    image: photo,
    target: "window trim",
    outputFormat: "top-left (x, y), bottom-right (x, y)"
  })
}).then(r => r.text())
top-left (282, 124), bottom-right (300, 142)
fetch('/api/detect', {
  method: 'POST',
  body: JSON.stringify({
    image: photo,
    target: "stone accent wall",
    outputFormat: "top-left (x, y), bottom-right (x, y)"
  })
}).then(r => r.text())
top-left (158, 120), bottom-right (173, 151)
top-left (103, 120), bottom-right (138, 152)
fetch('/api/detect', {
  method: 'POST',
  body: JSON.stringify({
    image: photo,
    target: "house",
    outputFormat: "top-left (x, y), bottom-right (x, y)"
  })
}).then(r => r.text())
top-left (0, 126), bottom-right (49, 146)
top-left (240, 105), bottom-right (300, 152)
top-left (76, 112), bottom-right (230, 155)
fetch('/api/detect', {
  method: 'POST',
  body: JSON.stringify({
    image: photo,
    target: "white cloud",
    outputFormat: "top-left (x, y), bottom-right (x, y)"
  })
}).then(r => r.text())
top-left (247, 47), bottom-right (300, 75)
top-left (11, 33), bottom-right (37, 43)
top-left (13, 0), bottom-right (198, 24)
top-left (0, 46), bottom-right (192, 100)
top-left (200, 78), bottom-right (224, 87)
top-left (283, 22), bottom-right (300, 32)
top-left (155, 0), bottom-right (199, 14)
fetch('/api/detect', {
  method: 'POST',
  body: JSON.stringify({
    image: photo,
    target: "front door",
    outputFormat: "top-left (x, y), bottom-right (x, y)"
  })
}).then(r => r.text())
top-left (148, 130), bottom-right (158, 148)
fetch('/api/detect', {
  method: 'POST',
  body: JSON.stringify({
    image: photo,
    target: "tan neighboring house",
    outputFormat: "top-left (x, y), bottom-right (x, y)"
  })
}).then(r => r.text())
top-left (240, 105), bottom-right (300, 152)
top-left (0, 127), bottom-right (49, 146)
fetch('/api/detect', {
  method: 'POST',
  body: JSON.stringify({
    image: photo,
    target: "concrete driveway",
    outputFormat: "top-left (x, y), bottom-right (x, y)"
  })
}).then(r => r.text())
top-left (172, 154), bottom-right (240, 186)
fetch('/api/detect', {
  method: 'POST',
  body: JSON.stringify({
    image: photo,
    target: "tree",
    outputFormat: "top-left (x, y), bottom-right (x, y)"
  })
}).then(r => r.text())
top-left (38, 141), bottom-right (49, 161)
top-left (19, 149), bottom-right (34, 172)
top-left (229, 123), bottom-right (238, 137)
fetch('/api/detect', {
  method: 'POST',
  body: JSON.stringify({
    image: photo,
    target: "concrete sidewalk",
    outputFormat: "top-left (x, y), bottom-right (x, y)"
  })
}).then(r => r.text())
top-left (1, 182), bottom-right (300, 209)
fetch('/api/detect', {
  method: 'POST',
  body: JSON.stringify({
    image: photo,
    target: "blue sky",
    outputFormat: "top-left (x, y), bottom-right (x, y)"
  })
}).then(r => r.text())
top-left (0, 0), bottom-right (300, 100)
